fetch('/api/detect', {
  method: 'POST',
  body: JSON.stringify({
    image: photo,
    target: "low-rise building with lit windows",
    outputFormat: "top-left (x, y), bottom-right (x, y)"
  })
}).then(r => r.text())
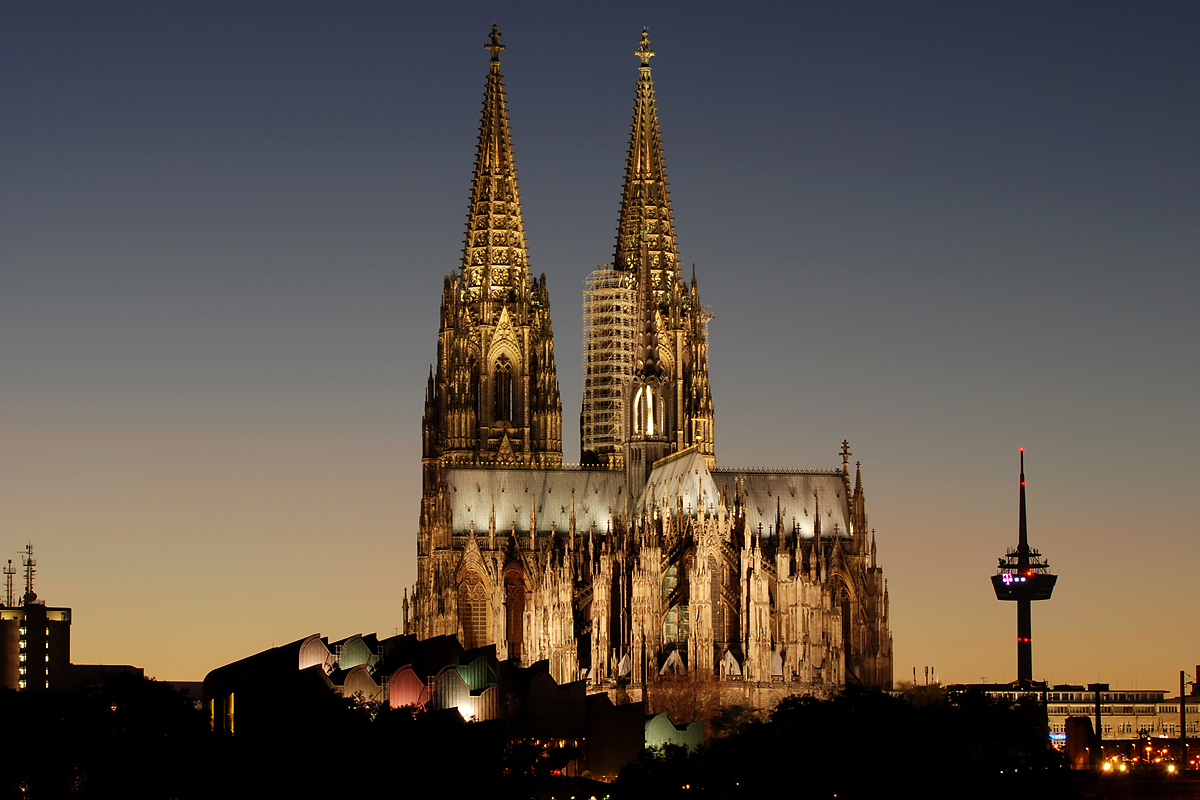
top-left (950, 681), bottom-right (1200, 746)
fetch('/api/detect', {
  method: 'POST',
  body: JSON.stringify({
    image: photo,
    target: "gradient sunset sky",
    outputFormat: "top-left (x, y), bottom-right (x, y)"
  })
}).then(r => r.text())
top-left (2, 1), bottom-right (1197, 688)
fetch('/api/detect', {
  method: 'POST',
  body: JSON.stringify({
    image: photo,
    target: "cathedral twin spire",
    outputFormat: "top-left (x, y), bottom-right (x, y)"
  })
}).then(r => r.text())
top-left (423, 26), bottom-right (562, 469)
top-left (614, 30), bottom-right (682, 300)
top-left (462, 25), bottom-right (530, 297)
top-left (426, 27), bottom-right (711, 473)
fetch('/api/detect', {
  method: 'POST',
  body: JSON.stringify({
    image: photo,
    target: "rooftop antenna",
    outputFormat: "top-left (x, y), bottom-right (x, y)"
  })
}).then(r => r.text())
top-left (3, 559), bottom-right (14, 607)
top-left (22, 543), bottom-right (36, 604)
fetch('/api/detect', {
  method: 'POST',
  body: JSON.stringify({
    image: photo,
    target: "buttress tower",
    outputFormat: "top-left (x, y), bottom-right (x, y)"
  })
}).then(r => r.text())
top-left (581, 30), bottom-right (715, 473)
top-left (422, 26), bottom-right (562, 471)
top-left (420, 27), bottom-right (563, 560)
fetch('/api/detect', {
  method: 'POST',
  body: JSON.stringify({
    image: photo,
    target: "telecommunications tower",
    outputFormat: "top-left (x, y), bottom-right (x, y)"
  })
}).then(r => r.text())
top-left (991, 449), bottom-right (1057, 685)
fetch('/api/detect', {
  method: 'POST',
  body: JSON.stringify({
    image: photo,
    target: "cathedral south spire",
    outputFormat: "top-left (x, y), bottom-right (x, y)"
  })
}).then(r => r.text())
top-left (614, 30), bottom-right (681, 297)
top-left (582, 29), bottom-right (715, 470)
top-left (463, 25), bottom-right (530, 296)
top-left (623, 228), bottom-right (672, 505)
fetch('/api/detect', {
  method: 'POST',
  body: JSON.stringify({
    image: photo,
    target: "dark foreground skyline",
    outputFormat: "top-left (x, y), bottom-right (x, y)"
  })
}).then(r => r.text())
top-left (1, 2), bottom-right (1198, 684)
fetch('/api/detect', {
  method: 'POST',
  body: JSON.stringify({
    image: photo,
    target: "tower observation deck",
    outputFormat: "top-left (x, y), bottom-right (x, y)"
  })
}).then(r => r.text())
top-left (991, 449), bottom-right (1057, 685)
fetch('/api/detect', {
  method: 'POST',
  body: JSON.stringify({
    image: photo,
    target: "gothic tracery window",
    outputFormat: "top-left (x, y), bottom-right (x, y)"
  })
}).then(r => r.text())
top-left (634, 385), bottom-right (657, 436)
top-left (709, 555), bottom-right (727, 647)
top-left (504, 567), bottom-right (525, 658)
top-left (458, 572), bottom-right (490, 650)
top-left (494, 357), bottom-right (514, 422)
top-left (662, 562), bottom-right (690, 644)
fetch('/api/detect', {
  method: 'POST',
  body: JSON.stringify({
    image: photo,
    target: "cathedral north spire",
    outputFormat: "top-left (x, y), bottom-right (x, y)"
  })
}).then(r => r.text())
top-left (422, 28), bottom-right (562, 477)
top-left (463, 25), bottom-right (529, 295)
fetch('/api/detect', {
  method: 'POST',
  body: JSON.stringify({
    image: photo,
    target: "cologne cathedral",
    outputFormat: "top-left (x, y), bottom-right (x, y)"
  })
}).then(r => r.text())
top-left (408, 28), bottom-right (892, 707)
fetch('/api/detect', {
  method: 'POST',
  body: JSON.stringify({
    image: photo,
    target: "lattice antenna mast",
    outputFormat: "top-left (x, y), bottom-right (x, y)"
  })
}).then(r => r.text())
top-left (22, 543), bottom-right (35, 603)
top-left (2, 559), bottom-right (15, 607)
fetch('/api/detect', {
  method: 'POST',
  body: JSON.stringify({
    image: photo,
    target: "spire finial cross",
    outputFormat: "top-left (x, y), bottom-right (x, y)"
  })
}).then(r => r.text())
top-left (486, 25), bottom-right (505, 62)
top-left (636, 28), bottom-right (655, 67)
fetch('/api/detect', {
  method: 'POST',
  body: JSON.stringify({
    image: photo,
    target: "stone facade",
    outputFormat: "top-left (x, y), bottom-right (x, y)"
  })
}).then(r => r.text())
top-left (409, 28), bottom-right (892, 708)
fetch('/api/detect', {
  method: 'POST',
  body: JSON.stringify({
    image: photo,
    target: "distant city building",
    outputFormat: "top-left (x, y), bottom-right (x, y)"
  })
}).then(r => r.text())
top-left (0, 544), bottom-right (144, 692)
top-left (408, 27), bottom-right (892, 712)
top-left (0, 544), bottom-right (71, 691)
top-left (0, 602), bottom-right (72, 691)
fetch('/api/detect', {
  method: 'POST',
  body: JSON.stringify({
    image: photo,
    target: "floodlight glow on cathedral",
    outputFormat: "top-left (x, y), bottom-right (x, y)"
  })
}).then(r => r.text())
top-left (404, 27), bottom-right (893, 706)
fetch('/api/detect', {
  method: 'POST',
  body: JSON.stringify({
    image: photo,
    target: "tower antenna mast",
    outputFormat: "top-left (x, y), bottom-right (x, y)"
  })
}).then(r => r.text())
top-left (2, 559), bottom-right (14, 607)
top-left (22, 543), bottom-right (36, 604)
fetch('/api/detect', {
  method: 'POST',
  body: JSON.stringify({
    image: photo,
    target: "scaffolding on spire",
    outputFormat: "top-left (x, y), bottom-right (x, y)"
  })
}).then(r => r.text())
top-left (582, 266), bottom-right (636, 467)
